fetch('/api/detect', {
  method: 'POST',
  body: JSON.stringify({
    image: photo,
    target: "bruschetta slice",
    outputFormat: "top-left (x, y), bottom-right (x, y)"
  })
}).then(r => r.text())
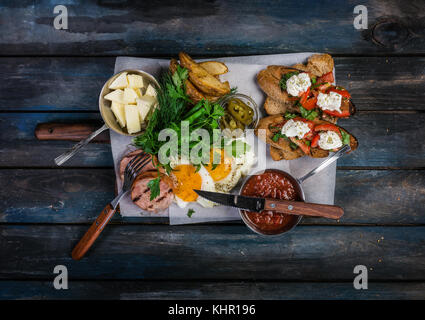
top-left (257, 54), bottom-right (355, 119)
top-left (255, 114), bottom-right (358, 160)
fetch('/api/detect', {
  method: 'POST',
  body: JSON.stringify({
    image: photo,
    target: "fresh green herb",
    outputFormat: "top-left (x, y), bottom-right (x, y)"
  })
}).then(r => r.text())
top-left (305, 140), bottom-right (311, 146)
top-left (290, 141), bottom-right (299, 150)
top-left (340, 129), bottom-right (350, 145)
top-left (284, 112), bottom-right (297, 120)
top-left (311, 76), bottom-right (317, 85)
top-left (147, 177), bottom-right (161, 201)
top-left (279, 71), bottom-right (299, 91)
top-left (134, 66), bottom-right (190, 156)
top-left (272, 132), bottom-right (287, 142)
top-left (299, 105), bottom-right (318, 121)
top-left (134, 66), bottom-right (225, 200)
top-left (187, 208), bottom-right (195, 218)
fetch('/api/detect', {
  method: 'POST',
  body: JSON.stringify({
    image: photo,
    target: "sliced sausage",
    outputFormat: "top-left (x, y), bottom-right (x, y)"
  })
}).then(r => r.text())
top-left (131, 171), bottom-right (174, 212)
top-left (119, 149), bottom-right (155, 181)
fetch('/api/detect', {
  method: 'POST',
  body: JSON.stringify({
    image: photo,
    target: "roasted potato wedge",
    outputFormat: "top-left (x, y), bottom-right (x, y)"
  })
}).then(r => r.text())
top-left (199, 61), bottom-right (228, 75)
top-left (170, 58), bottom-right (205, 104)
top-left (203, 93), bottom-right (220, 102)
top-left (179, 52), bottom-right (230, 96)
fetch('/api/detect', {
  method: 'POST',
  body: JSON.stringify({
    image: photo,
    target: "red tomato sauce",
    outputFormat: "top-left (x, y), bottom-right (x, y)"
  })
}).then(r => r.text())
top-left (241, 170), bottom-right (302, 234)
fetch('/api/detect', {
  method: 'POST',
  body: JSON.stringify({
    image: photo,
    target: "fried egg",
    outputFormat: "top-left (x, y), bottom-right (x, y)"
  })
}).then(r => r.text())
top-left (170, 159), bottom-right (215, 208)
top-left (205, 140), bottom-right (256, 193)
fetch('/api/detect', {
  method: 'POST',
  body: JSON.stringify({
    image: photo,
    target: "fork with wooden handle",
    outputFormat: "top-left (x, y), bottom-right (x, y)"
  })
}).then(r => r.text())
top-left (72, 152), bottom-right (151, 260)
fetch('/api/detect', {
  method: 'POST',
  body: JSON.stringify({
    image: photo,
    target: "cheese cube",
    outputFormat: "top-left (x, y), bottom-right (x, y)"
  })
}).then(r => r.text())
top-left (134, 87), bottom-right (143, 98)
top-left (144, 84), bottom-right (157, 98)
top-left (136, 96), bottom-right (156, 122)
top-left (111, 101), bottom-right (126, 128)
top-left (109, 72), bottom-right (128, 90)
top-left (123, 87), bottom-right (139, 104)
top-left (128, 74), bottom-right (144, 88)
top-left (104, 89), bottom-right (125, 104)
top-left (125, 104), bottom-right (141, 134)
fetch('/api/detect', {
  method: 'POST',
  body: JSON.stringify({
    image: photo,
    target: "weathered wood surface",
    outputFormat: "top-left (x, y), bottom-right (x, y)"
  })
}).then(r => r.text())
top-left (1, 225), bottom-right (424, 280)
top-left (0, 1), bottom-right (424, 55)
top-left (1, 281), bottom-right (425, 300)
top-left (0, 169), bottom-right (423, 225)
top-left (0, 113), bottom-right (113, 167)
top-left (1, 0), bottom-right (424, 300)
top-left (1, 57), bottom-right (425, 112)
top-left (1, 112), bottom-right (424, 167)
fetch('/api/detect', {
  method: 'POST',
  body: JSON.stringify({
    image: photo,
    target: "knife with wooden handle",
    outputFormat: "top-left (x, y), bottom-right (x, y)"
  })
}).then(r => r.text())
top-left (194, 190), bottom-right (343, 219)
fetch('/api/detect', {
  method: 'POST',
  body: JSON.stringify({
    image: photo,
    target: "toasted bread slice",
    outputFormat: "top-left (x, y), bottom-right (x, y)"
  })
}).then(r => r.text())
top-left (257, 66), bottom-right (300, 103)
top-left (306, 53), bottom-right (334, 77)
top-left (257, 54), bottom-right (335, 106)
top-left (255, 115), bottom-right (358, 161)
top-left (255, 115), bottom-right (304, 160)
top-left (270, 145), bottom-right (303, 160)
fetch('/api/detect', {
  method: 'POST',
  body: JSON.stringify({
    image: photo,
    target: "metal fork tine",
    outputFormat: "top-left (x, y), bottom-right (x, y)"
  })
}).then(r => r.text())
top-left (127, 156), bottom-right (150, 176)
top-left (126, 152), bottom-right (148, 171)
top-left (125, 154), bottom-right (148, 174)
top-left (132, 157), bottom-right (152, 174)
top-left (126, 152), bottom-right (146, 169)
top-left (122, 152), bottom-right (152, 190)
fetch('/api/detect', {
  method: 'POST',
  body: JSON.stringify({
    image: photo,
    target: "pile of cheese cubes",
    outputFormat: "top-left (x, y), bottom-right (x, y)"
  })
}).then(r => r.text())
top-left (104, 72), bottom-right (158, 134)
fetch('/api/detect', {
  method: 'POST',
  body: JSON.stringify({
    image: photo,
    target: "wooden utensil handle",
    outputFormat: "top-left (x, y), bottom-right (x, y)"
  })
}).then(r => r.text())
top-left (35, 123), bottom-right (110, 142)
top-left (264, 199), bottom-right (344, 219)
top-left (71, 204), bottom-right (116, 260)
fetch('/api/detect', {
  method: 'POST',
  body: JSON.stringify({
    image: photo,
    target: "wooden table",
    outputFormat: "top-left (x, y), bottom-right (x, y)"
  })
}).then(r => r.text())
top-left (0, 0), bottom-right (424, 300)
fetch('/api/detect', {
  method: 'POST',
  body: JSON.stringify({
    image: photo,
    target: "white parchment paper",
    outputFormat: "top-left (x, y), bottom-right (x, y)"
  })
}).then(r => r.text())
top-left (110, 53), bottom-right (336, 224)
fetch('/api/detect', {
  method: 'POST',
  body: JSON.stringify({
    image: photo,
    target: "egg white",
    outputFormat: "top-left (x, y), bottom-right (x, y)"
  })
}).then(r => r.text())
top-left (171, 158), bottom-right (216, 208)
top-left (214, 139), bottom-right (256, 193)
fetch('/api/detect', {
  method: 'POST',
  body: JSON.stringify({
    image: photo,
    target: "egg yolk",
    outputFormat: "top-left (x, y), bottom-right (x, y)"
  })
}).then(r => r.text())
top-left (172, 164), bottom-right (202, 202)
top-left (205, 149), bottom-right (232, 182)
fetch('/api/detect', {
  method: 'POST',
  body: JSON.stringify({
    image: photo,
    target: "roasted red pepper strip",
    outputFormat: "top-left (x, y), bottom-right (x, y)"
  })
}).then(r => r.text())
top-left (314, 123), bottom-right (342, 138)
top-left (301, 93), bottom-right (318, 110)
top-left (327, 87), bottom-right (351, 98)
top-left (321, 99), bottom-right (351, 118)
top-left (290, 137), bottom-right (310, 154)
top-left (299, 88), bottom-right (310, 105)
top-left (322, 108), bottom-right (350, 118)
top-left (317, 71), bottom-right (334, 84)
top-left (311, 134), bottom-right (320, 148)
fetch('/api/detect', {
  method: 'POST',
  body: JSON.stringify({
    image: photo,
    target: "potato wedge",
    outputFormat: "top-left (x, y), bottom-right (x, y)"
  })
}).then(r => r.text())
top-left (203, 93), bottom-right (220, 102)
top-left (199, 61), bottom-right (228, 75)
top-left (170, 58), bottom-right (205, 104)
top-left (185, 79), bottom-right (206, 103)
top-left (179, 52), bottom-right (230, 96)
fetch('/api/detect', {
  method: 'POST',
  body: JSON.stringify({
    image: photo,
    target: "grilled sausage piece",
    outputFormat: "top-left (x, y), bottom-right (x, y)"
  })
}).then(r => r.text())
top-left (131, 171), bottom-right (174, 212)
top-left (119, 149), bottom-right (155, 181)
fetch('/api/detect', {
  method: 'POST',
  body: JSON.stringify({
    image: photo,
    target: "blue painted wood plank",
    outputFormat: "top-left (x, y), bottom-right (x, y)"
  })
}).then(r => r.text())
top-left (1, 280), bottom-right (424, 300)
top-left (1, 112), bottom-right (424, 168)
top-left (0, 1), bottom-right (423, 55)
top-left (0, 113), bottom-right (113, 167)
top-left (0, 169), bottom-right (423, 225)
top-left (1, 57), bottom-right (425, 111)
top-left (1, 225), bottom-right (424, 280)
top-left (0, 57), bottom-right (114, 112)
